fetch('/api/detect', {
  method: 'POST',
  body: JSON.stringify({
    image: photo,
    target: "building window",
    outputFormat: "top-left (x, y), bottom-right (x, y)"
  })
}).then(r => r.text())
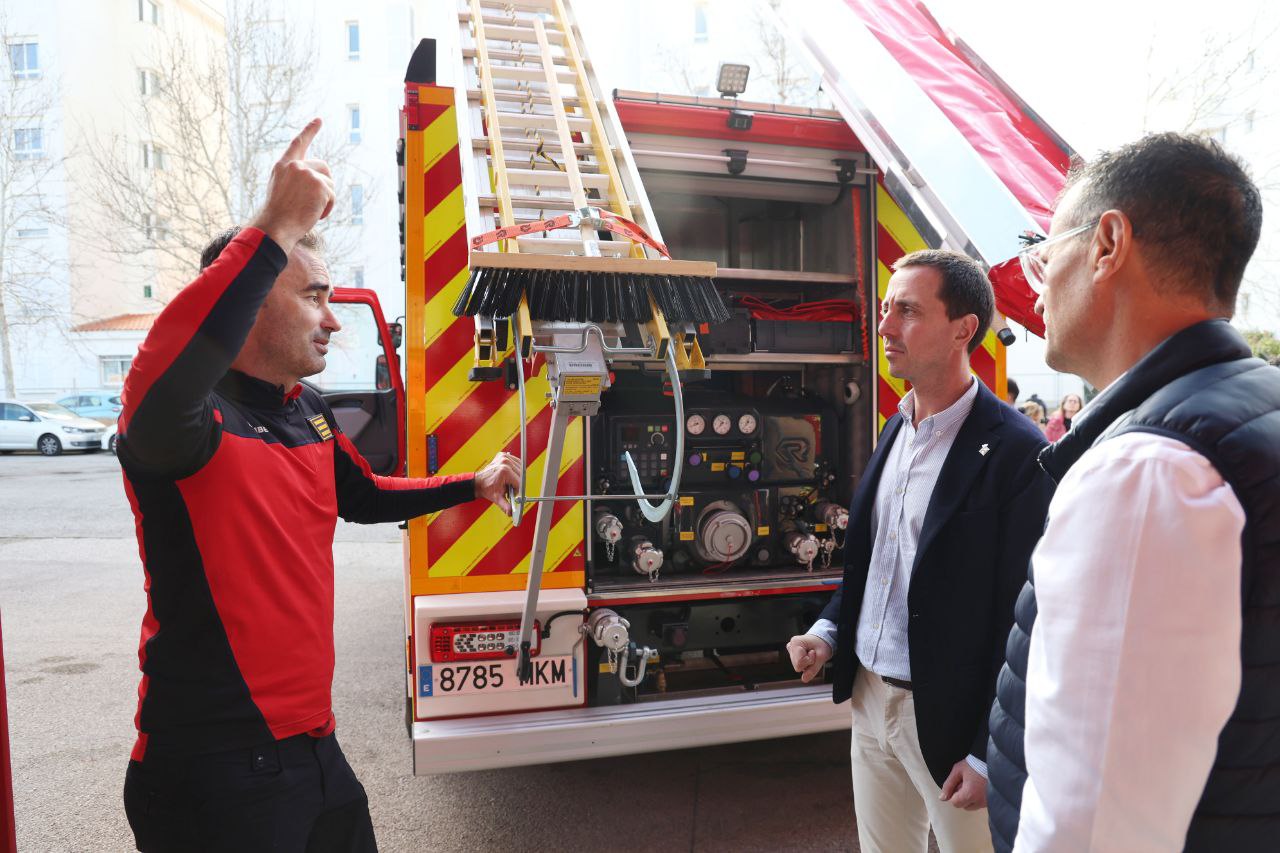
top-left (139, 68), bottom-right (160, 96)
top-left (100, 356), bottom-right (133, 386)
top-left (348, 104), bottom-right (361, 144)
top-left (138, 0), bottom-right (161, 25)
top-left (144, 212), bottom-right (169, 242)
top-left (14, 127), bottom-right (42, 160)
top-left (346, 21), bottom-right (360, 60)
top-left (352, 266), bottom-right (365, 288)
top-left (8, 40), bottom-right (38, 80)
top-left (694, 5), bottom-right (708, 43)
top-left (141, 142), bottom-right (165, 170)
top-left (143, 285), bottom-right (153, 299)
top-left (350, 184), bottom-right (364, 225)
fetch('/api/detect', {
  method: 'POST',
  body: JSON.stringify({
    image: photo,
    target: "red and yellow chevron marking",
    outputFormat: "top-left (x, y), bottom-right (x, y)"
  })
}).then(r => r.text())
top-left (874, 182), bottom-right (1005, 432)
top-left (404, 83), bottom-right (584, 596)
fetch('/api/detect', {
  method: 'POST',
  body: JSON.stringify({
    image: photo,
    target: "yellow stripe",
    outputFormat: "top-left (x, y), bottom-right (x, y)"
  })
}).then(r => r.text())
top-left (876, 184), bottom-right (929, 256)
top-left (423, 187), bottom-right (466, 259)
top-left (425, 359), bottom-right (552, 468)
top-left (508, 504), bottom-right (584, 577)
top-left (422, 105), bottom-right (458, 172)
top-left (430, 419), bottom-right (584, 577)
top-left (875, 259), bottom-right (908, 402)
top-left (425, 269), bottom-right (471, 349)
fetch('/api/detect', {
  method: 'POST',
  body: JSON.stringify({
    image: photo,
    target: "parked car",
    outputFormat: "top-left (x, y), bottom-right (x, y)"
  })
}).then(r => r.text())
top-left (102, 422), bottom-right (119, 454)
top-left (0, 400), bottom-right (107, 455)
top-left (56, 389), bottom-right (123, 424)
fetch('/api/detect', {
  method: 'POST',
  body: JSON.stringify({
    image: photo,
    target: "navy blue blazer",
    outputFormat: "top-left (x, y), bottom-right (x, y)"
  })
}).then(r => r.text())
top-left (819, 379), bottom-right (1053, 786)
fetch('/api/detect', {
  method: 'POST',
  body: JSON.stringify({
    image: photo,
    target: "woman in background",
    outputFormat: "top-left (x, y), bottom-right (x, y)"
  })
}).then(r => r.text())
top-left (1044, 393), bottom-right (1084, 442)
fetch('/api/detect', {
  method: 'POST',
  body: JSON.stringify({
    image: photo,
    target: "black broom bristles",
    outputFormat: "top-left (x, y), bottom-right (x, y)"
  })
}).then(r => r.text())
top-left (451, 267), bottom-right (730, 325)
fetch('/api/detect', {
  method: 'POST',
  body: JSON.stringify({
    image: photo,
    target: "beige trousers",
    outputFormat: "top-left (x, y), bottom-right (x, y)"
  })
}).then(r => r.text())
top-left (850, 667), bottom-right (994, 853)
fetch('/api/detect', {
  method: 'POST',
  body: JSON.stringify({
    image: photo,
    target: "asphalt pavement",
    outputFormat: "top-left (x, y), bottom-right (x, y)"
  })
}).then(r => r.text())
top-left (0, 450), bottom-right (860, 852)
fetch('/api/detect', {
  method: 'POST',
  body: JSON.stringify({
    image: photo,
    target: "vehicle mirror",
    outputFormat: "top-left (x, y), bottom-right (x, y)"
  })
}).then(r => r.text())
top-left (18, 414), bottom-right (35, 422)
top-left (388, 322), bottom-right (403, 350)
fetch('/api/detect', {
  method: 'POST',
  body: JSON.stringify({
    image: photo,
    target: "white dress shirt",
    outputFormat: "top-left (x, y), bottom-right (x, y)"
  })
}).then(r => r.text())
top-left (1015, 431), bottom-right (1245, 852)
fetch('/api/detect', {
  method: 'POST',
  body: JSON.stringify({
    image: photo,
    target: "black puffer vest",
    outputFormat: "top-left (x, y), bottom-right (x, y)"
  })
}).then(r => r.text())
top-left (987, 319), bottom-right (1280, 852)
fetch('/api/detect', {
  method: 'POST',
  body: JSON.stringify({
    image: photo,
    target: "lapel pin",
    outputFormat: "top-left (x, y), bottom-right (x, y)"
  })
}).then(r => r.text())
top-left (979, 443), bottom-right (990, 456)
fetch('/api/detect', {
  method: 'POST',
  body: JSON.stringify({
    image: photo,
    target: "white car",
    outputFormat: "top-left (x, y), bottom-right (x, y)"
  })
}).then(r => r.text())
top-left (0, 399), bottom-right (107, 456)
top-left (102, 422), bottom-right (119, 454)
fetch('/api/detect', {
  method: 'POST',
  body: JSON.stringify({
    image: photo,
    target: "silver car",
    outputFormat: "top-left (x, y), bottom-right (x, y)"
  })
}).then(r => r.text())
top-left (0, 400), bottom-right (107, 456)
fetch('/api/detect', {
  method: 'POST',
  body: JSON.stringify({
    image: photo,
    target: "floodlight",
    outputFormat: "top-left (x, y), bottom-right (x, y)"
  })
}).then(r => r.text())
top-left (716, 63), bottom-right (750, 98)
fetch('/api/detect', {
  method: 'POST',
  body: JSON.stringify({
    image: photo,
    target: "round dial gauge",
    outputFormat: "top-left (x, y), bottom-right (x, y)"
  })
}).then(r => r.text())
top-left (737, 413), bottom-right (758, 435)
top-left (686, 414), bottom-right (706, 435)
top-left (712, 414), bottom-right (732, 435)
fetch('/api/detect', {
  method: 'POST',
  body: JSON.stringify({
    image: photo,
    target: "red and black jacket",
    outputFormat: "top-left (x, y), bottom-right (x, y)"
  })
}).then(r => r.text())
top-left (119, 228), bottom-right (474, 760)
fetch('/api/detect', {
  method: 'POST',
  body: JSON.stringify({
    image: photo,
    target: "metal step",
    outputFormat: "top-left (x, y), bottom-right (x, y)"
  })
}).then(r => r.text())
top-left (412, 683), bottom-right (849, 774)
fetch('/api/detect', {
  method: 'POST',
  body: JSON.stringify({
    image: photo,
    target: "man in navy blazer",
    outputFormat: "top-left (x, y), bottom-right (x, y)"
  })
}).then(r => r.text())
top-left (788, 249), bottom-right (1053, 853)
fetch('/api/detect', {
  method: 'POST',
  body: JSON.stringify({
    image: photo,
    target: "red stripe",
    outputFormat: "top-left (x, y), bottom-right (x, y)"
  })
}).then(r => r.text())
top-left (424, 228), bottom-right (469, 303)
top-left (877, 375), bottom-right (902, 422)
top-left (431, 379), bottom-right (518, 471)
top-left (119, 229), bottom-right (268, 434)
top-left (426, 405), bottom-right (554, 560)
top-left (423, 146), bottom-right (462, 214)
top-left (971, 340), bottom-right (996, 389)
top-left (468, 455), bottom-right (585, 576)
top-left (415, 101), bottom-right (450, 129)
top-left (875, 222), bottom-right (907, 269)
top-left (423, 318), bottom-right (477, 393)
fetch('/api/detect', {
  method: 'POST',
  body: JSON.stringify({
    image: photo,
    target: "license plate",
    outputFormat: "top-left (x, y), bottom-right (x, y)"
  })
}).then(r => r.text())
top-left (418, 656), bottom-right (573, 698)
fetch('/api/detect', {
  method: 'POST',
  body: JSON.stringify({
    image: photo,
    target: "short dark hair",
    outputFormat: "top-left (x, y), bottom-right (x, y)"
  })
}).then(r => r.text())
top-left (199, 227), bottom-right (325, 271)
top-left (1059, 132), bottom-right (1262, 313)
top-left (892, 249), bottom-right (994, 353)
top-left (1007, 378), bottom-right (1020, 401)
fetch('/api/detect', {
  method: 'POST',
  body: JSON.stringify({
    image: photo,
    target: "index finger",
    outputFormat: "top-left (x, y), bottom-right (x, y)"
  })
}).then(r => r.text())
top-left (282, 118), bottom-right (322, 162)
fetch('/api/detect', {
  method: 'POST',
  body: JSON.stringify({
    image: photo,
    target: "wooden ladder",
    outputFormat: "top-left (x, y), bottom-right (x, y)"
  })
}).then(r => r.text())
top-left (456, 0), bottom-right (659, 261)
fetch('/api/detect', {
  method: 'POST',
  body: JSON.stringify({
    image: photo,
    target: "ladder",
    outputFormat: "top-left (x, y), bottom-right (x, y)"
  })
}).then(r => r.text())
top-left (452, 0), bottom-right (704, 683)
top-left (455, 0), bottom-right (659, 261)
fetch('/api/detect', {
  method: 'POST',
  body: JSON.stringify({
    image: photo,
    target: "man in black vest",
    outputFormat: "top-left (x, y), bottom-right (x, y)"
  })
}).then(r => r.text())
top-left (787, 250), bottom-right (1053, 852)
top-left (987, 133), bottom-right (1279, 852)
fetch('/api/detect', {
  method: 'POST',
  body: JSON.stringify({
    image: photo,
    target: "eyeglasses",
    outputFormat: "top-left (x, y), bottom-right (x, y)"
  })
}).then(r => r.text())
top-left (1017, 219), bottom-right (1099, 294)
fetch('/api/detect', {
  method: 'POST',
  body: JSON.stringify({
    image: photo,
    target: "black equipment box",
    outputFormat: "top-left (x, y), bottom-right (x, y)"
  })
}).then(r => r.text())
top-left (697, 308), bottom-right (753, 355)
top-left (752, 319), bottom-right (854, 354)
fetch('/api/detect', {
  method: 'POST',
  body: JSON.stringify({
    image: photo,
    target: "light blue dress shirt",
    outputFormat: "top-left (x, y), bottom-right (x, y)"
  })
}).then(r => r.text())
top-left (809, 378), bottom-right (987, 774)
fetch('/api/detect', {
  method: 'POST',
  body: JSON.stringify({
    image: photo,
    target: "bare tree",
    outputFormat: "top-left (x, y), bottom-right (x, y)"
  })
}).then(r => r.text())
top-left (1142, 15), bottom-right (1280, 325)
top-left (0, 23), bottom-right (67, 397)
top-left (84, 0), bottom-right (366, 297)
top-left (750, 0), bottom-right (811, 105)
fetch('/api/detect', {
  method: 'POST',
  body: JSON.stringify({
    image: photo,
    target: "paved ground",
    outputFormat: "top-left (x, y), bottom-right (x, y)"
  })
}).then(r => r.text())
top-left (0, 451), bottom-right (863, 852)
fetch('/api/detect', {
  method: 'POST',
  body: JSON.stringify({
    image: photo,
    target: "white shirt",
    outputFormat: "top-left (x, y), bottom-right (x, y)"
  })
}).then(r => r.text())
top-left (1015, 431), bottom-right (1245, 852)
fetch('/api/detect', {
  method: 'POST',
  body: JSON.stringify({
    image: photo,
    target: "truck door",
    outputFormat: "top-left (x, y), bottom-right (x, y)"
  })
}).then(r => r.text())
top-left (318, 287), bottom-right (406, 476)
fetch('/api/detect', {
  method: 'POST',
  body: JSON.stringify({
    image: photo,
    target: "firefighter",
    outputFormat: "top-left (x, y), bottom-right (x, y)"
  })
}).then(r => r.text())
top-left (118, 119), bottom-right (520, 852)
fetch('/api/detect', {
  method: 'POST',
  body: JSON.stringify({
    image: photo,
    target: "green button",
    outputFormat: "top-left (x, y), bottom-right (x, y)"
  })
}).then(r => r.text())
top-left (749, 451), bottom-right (762, 463)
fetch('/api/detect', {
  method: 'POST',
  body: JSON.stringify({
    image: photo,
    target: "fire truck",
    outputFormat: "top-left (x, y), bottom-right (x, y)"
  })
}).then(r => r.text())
top-left (321, 0), bottom-right (1068, 774)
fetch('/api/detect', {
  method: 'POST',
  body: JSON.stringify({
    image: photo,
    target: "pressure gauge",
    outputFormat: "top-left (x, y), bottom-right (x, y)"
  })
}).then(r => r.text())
top-left (686, 414), bottom-right (706, 435)
top-left (737, 413), bottom-right (757, 435)
top-left (713, 414), bottom-right (732, 435)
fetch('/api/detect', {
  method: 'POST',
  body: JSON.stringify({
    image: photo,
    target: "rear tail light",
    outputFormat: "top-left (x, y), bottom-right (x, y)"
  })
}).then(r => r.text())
top-left (429, 620), bottom-right (540, 662)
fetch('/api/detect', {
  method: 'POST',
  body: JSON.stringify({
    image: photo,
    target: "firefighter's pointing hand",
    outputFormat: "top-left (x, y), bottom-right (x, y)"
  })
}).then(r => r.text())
top-left (248, 117), bottom-right (336, 254)
top-left (786, 634), bottom-right (832, 684)
top-left (475, 452), bottom-right (522, 515)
